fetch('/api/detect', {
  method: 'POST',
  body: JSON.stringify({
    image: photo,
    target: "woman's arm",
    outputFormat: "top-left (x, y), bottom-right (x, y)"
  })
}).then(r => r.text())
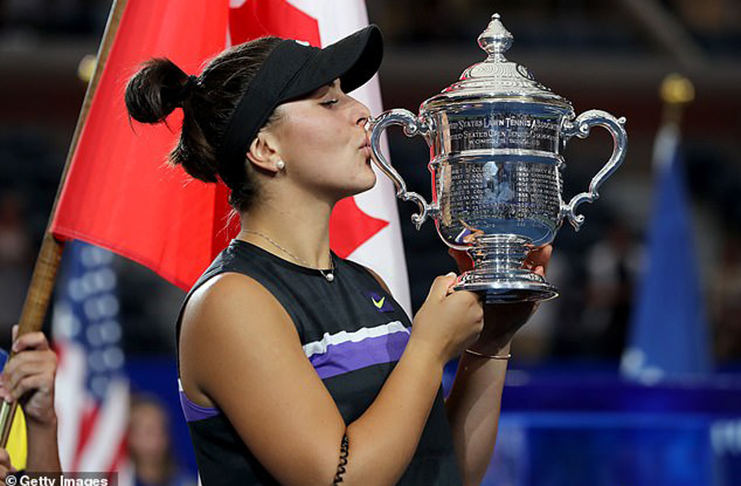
top-left (180, 272), bottom-right (483, 486)
top-left (444, 246), bottom-right (552, 486)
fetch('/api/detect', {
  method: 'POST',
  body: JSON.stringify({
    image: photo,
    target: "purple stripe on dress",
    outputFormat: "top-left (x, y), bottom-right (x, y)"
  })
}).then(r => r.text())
top-left (309, 329), bottom-right (410, 380)
top-left (179, 390), bottom-right (220, 422)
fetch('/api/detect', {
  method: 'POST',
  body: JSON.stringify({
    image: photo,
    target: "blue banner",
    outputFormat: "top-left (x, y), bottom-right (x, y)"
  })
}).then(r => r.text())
top-left (622, 124), bottom-right (711, 380)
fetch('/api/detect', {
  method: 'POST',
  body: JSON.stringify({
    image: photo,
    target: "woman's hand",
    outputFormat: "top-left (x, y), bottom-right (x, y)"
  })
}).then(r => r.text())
top-left (411, 274), bottom-right (484, 365)
top-left (0, 326), bottom-right (58, 429)
top-left (0, 447), bottom-right (16, 485)
top-left (449, 245), bottom-right (554, 355)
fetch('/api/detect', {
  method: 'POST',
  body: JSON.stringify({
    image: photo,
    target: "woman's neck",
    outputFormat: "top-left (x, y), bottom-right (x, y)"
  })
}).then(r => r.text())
top-left (237, 192), bottom-right (334, 269)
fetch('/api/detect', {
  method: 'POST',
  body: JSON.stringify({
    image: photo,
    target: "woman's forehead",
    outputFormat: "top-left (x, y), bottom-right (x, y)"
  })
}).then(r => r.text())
top-left (307, 78), bottom-right (341, 98)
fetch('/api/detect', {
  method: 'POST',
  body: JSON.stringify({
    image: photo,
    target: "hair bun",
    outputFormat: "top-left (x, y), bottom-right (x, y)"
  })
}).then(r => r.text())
top-left (125, 58), bottom-right (197, 124)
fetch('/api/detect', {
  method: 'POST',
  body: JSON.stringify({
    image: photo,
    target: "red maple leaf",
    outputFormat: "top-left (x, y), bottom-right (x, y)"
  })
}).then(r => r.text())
top-left (330, 197), bottom-right (389, 258)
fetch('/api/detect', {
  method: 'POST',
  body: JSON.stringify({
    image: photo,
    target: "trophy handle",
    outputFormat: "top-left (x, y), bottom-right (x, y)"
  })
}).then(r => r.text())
top-left (561, 110), bottom-right (627, 231)
top-left (369, 109), bottom-right (436, 230)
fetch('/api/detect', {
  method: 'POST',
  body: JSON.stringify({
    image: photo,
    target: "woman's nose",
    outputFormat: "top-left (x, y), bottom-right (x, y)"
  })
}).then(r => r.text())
top-left (353, 100), bottom-right (371, 127)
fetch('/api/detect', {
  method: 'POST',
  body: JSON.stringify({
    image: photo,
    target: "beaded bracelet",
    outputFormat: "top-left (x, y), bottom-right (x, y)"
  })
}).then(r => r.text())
top-left (465, 348), bottom-right (512, 360)
top-left (332, 434), bottom-right (349, 484)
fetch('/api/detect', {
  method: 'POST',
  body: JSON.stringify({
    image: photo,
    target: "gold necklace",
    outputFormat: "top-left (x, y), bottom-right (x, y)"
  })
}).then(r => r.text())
top-left (242, 230), bottom-right (335, 282)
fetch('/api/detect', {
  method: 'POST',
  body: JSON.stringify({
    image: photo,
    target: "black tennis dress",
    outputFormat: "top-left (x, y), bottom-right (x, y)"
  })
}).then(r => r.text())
top-left (176, 239), bottom-right (462, 485)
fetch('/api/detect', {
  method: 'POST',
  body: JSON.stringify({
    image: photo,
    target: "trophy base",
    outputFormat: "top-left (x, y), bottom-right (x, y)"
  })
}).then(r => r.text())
top-left (453, 271), bottom-right (559, 303)
top-left (451, 234), bottom-right (559, 304)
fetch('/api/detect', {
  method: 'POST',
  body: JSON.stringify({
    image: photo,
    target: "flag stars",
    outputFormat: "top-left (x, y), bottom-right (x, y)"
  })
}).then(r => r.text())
top-left (83, 294), bottom-right (119, 321)
top-left (85, 268), bottom-right (117, 293)
top-left (85, 321), bottom-right (122, 347)
top-left (86, 324), bottom-right (104, 347)
top-left (58, 242), bottom-right (126, 403)
top-left (81, 246), bottom-right (114, 267)
top-left (90, 376), bottom-right (109, 399)
top-left (99, 320), bottom-right (122, 343)
top-left (103, 347), bottom-right (124, 369)
top-left (68, 278), bottom-right (88, 302)
top-left (87, 346), bottom-right (124, 372)
top-left (54, 303), bottom-right (82, 339)
top-left (68, 268), bottom-right (118, 302)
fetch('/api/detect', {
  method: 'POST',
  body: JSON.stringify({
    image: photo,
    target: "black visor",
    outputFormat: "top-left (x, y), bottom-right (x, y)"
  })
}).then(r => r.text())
top-left (217, 25), bottom-right (383, 186)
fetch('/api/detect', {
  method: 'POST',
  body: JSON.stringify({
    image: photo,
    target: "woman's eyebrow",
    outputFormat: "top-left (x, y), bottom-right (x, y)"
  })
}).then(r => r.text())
top-left (315, 85), bottom-right (331, 97)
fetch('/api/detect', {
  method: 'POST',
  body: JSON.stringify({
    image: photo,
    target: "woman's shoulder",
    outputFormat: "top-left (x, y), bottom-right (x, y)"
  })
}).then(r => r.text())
top-left (339, 258), bottom-right (391, 294)
top-left (179, 272), bottom-right (297, 381)
top-left (185, 272), bottom-right (280, 322)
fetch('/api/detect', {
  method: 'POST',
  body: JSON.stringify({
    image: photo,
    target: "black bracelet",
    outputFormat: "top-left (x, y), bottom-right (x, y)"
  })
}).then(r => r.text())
top-left (332, 434), bottom-right (349, 485)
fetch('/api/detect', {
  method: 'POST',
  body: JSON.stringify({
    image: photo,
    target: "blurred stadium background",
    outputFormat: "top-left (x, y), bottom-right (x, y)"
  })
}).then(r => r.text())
top-left (1, 1), bottom-right (740, 485)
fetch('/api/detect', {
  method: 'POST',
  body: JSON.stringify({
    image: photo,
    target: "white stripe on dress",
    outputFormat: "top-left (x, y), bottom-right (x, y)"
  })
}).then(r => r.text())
top-left (302, 321), bottom-right (410, 359)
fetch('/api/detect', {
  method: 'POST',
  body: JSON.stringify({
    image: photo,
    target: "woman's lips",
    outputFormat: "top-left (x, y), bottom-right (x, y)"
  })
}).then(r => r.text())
top-left (360, 140), bottom-right (371, 157)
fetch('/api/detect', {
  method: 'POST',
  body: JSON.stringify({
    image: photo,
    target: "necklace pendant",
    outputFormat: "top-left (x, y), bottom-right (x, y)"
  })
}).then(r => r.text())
top-left (324, 272), bottom-right (335, 282)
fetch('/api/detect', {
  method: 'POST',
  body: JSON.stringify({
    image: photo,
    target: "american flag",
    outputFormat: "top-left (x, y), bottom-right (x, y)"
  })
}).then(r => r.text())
top-left (52, 240), bottom-right (131, 479)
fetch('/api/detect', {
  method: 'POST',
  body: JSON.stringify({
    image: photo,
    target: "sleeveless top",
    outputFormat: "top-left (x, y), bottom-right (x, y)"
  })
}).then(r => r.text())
top-left (175, 240), bottom-right (462, 486)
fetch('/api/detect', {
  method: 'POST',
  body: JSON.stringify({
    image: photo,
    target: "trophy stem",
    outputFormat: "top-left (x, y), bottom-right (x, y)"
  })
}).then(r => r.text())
top-left (453, 234), bottom-right (558, 303)
top-left (468, 234), bottom-right (529, 274)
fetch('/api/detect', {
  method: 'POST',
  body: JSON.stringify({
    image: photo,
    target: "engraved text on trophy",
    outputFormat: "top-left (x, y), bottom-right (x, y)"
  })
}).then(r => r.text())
top-left (446, 112), bottom-right (560, 153)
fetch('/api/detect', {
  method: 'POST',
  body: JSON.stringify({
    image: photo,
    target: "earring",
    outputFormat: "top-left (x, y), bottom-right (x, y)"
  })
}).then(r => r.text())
top-left (276, 160), bottom-right (286, 171)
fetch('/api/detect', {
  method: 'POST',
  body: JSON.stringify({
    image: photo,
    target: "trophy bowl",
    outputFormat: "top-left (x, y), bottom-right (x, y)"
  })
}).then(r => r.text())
top-left (369, 13), bottom-right (627, 303)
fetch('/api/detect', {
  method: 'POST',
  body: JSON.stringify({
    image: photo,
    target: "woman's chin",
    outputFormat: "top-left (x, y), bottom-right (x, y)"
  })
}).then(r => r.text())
top-left (359, 168), bottom-right (378, 192)
top-left (341, 171), bottom-right (377, 199)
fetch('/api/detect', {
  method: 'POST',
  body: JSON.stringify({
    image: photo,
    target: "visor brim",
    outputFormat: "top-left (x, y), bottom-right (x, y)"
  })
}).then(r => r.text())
top-left (284, 24), bottom-right (383, 100)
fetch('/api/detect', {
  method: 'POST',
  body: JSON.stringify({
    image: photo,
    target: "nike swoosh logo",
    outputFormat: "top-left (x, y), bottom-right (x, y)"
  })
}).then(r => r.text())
top-left (372, 296), bottom-right (386, 309)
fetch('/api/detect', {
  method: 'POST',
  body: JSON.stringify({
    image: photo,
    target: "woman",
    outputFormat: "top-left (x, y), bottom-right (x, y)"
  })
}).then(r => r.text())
top-left (125, 25), bottom-right (550, 486)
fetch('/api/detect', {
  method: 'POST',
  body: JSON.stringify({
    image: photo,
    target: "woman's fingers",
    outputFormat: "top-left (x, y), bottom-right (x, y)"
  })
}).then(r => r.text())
top-left (2, 330), bottom-right (56, 401)
top-left (12, 331), bottom-right (51, 353)
top-left (525, 245), bottom-right (553, 275)
top-left (14, 375), bottom-right (53, 401)
top-left (426, 273), bottom-right (459, 302)
top-left (1, 352), bottom-right (56, 401)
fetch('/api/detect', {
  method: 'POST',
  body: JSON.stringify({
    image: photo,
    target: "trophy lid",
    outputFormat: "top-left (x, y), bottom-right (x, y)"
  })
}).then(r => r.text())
top-left (422, 14), bottom-right (572, 112)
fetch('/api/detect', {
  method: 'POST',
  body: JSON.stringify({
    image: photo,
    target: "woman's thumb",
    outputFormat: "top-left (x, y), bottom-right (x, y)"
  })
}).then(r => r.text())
top-left (427, 272), bottom-right (458, 301)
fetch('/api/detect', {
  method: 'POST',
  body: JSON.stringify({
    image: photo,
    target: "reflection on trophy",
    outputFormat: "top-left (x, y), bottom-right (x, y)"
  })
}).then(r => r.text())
top-left (369, 13), bottom-right (628, 303)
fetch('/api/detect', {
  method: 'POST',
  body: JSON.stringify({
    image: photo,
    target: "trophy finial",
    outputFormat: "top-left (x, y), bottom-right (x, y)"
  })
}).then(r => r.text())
top-left (478, 13), bottom-right (513, 61)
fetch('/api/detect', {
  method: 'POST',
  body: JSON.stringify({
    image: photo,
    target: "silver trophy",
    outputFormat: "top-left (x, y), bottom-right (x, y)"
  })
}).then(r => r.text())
top-left (369, 14), bottom-right (627, 303)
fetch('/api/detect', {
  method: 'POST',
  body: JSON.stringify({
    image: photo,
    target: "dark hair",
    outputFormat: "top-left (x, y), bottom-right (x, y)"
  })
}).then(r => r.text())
top-left (125, 37), bottom-right (283, 212)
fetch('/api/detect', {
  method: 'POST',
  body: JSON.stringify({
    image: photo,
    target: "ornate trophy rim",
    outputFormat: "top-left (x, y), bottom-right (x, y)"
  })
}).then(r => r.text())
top-left (421, 13), bottom-right (573, 114)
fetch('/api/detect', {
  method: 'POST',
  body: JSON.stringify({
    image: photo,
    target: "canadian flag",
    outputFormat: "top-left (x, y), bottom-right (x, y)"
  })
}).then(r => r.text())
top-left (51, 0), bottom-right (411, 311)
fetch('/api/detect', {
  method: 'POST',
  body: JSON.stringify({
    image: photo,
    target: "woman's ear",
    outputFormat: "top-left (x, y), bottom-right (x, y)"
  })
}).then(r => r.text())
top-left (246, 132), bottom-right (283, 174)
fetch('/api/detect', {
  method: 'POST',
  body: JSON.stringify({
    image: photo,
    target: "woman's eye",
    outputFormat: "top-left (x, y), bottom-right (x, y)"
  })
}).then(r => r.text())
top-left (320, 99), bottom-right (339, 107)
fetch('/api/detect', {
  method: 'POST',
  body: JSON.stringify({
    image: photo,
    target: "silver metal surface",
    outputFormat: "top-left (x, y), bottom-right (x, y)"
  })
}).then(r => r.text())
top-left (369, 13), bottom-right (628, 303)
top-left (561, 110), bottom-right (628, 231)
top-left (368, 108), bottom-right (437, 229)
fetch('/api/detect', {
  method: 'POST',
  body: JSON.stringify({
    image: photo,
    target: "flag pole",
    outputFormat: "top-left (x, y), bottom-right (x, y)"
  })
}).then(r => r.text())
top-left (0, 0), bottom-right (130, 447)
